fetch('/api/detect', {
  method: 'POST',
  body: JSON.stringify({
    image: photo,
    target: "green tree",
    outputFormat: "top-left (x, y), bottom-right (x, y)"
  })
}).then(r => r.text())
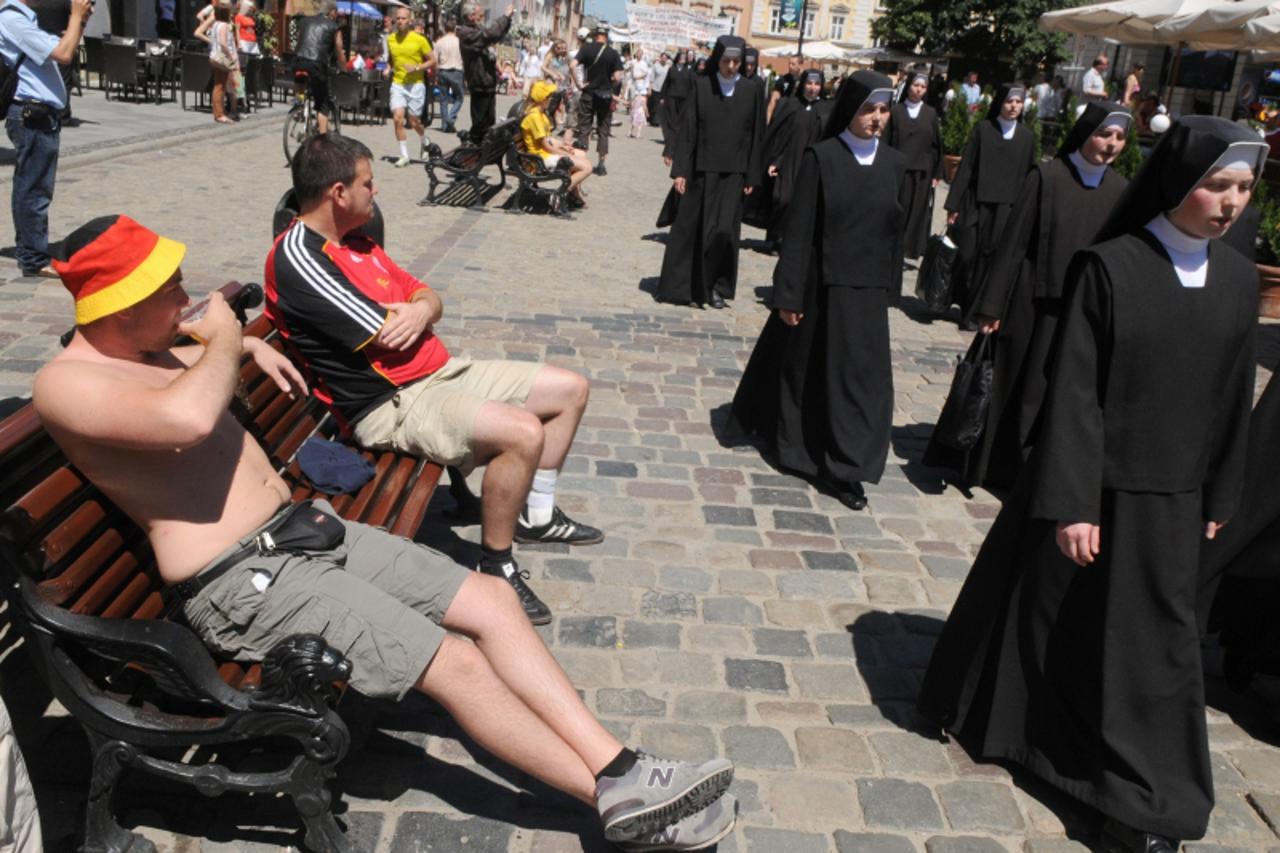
top-left (871, 0), bottom-right (1088, 80)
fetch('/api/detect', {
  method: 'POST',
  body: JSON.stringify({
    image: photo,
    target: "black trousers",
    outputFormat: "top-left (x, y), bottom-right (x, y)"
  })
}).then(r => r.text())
top-left (574, 92), bottom-right (612, 156)
top-left (469, 90), bottom-right (496, 142)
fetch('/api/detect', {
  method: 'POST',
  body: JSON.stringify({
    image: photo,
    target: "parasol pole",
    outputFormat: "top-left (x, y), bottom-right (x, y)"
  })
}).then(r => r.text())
top-left (1165, 40), bottom-right (1184, 111)
top-left (797, 0), bottom-right (807, 59)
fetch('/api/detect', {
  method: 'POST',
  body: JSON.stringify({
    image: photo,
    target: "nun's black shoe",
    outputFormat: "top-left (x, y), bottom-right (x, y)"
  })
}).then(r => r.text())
top-left (709, 291), bottom-right (726, 309)
top-left (832, 482), bottom-right (868, 511)
top-left (1099, 819), bottom-right (1179, 853)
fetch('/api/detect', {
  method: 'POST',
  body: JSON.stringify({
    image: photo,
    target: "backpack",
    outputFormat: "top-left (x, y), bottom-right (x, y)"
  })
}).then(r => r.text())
top-left (0, 6), bottom-right (29, 117)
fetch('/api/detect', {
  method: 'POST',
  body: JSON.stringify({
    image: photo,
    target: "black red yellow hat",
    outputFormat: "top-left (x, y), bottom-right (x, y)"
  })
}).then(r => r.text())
top-left (51, 215), bottom-right (186, 326)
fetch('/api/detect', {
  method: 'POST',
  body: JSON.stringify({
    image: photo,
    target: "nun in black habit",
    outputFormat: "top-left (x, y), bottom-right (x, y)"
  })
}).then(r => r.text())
top-left (659, 50), bottom-right (696, 158)
top-left (944, 83), bottom-right (1036, 320)
top-left (656, 35), bottom-right (765, 309)
top-left (748, 69), bottom-right (829, 246)
top-left (728, 70), bottom-right (906, 511)
top-left (927, 102), bottom-right (1132, 491)
top-left (886, 71), bottom-right (943, 260)
top-left (918, 116), bottom-right (1265, 853)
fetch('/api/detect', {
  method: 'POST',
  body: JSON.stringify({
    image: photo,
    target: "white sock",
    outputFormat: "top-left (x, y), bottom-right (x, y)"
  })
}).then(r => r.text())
top-left (417, 131), bottom-right (426, 150)
top-left (525, 468), bottom-right (557, 526)
top-left (399, 140), bottom-right (409, 159)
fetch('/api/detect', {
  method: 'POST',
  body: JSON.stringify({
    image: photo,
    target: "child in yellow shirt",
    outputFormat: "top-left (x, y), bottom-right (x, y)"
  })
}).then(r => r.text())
top-left (521, 81), bottom-right (593, 208)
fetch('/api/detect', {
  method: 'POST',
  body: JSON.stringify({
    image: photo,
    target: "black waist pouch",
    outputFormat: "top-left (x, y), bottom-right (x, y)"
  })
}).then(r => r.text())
top-left (21, 102), bottom-right (56, 131)
top-left (259, 500), bottom-right (347, 555)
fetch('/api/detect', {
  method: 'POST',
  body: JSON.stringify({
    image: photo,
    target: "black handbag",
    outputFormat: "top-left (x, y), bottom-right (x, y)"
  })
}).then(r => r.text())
top-left (932, 333), bottom-right (996, 451)
top-left (915, 232), bottom-right (957, 313)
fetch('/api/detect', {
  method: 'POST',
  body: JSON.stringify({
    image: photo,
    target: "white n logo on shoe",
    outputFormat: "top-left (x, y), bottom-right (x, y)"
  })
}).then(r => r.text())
top-left (647, 766), bottom-right (675, 787)
top-left (654, 826), bottom-right (680, 844)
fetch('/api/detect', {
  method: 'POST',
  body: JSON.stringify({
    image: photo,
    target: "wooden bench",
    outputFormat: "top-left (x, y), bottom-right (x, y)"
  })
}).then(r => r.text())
top-left (0, 282), bottom-right (447, 852)
top-left (419, 117), bottom-right (520, 208)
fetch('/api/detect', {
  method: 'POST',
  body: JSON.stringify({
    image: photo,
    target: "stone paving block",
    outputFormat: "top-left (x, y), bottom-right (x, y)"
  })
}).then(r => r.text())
top-left (751, 487), bottom-right (813, 508)
top-left (389, 812), bottom-right (515, 852)
top-left (717, 528), bottom-right (766, 546)
top-left (870, 731), bottom-right (954, 777)
top-left (860, 550), bottom-right (924, 575)
top-left (594, 561), bottom-right (658, 588)
top-left (621, 620), bottom-right (682, 649)
top-left (770, 774), bottom-right (861, 827)
top-left (725, 658), bottom-right (789, 692)
top-left (723, 726), bottom-right (797, 768)
top-left (764, 599), bottom-right (826, 627)
top-left (828, 703), bottom-right (899, 727)
top-left (675, 690), bottom-right (748, 722)
top-left (687, 625), bottom-right (752, 653)
top-left (659, 566), bottom-right (715, 592)
top-left (757, 701), bottom-right (830, 724)
top-left (544, 557), bottom-right (594, 583)
top-left (866, 575), bottom-right (925, 606)
top-left (719, 569), bottom-right (777, 596)
top-left (936, 781), bottom-right (1025, 833)
top-left (922, 555), bottom-right (972, 580)
top-left (640, 590), bottom-right (699, 620)
top-left (1021, 842), bottom-right (1092, 853)
top-left (796, 726), bottom-right (876, 773)
top-left (639, 722), bottom-right (720, 762)
top-left (833, 831), bottom-right (918, 853)
top-left (925, 837), bottom-right (1010, 853)
top-left (744, 827), bottom-right (829, 853)
top-left (774, 510), bottom-right (836, 534)
top-left (749, 549), bottom-right (805, 570)
top-left (704, 596), bottom-right (765, 625)
top-left (816, 632), bottom-right (856, 658)
top-left (596, 688), bottom-right (667, 717)
top-left (1228, 749), bottom-right (1280, 790)
top-left (1204, 790), bottom-right (1275, 844)
top-left (857, 778), bottom-right (945, 830)
top-left (802, 550), bottom-right (861, 572)
top-left (703, 505), bottom-right (758, 527)
top-left (752, 627), bottom-right (813, 657)
top-left (793, 662), bottom-right (869, 702)
top-left (658, 651), bottom-right (719, 685)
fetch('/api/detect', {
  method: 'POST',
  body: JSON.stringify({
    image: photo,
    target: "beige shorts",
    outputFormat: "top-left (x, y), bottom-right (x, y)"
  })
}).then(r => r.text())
top-left (182, 500), bottom-right (470, 700)
top-left (352, 357), bottom-right (542, 472)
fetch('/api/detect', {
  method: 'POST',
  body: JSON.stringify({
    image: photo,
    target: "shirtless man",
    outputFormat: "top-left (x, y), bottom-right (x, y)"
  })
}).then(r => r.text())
top-left (33, 214), bottom-right (736, 852)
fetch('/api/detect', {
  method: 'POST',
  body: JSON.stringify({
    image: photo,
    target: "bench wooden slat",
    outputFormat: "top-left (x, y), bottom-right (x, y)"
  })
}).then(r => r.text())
top-left (52, 528), bottom-right (130, 610)
top-left (6, 466), bottom-right (91, 545)
top-left (362, 455), bottom-right (417, 527)
top-left (100, 570), bottom-right (157, 620)
top-left (389, 461), bottom-right (441, 538)
top-left (129, 588), bottom-right (167, 621)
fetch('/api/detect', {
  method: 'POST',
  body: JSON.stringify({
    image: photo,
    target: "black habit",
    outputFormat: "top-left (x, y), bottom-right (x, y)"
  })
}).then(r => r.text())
top-left (659, 59), bottom-right (696, 158)
top-left (944, 85), bottom-right (1036, 316)
top-left (657, 41), bottom-right (765, 306)
top-left (747, 71), bottom-right (829, 243)
top-left (887, 96), bottom-right (943, 259)
top-left (928, 103), bottom-right (1131, 490)
top-left (919, 116), bottom-right (1266, 842)
top-left (730, 71), bottom-right (905, 494)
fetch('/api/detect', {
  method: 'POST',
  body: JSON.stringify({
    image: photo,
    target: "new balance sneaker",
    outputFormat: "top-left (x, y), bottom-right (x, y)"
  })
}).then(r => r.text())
top-left (393, 154), bottom-right (411, 168)
top-left (617, 795), bottom-right (737, 852)
top-left (596, 752), bottom-right (734, 843)
top-left (477, 559), bottom-right (552, 625)
top-left (515, 506), bottom-right (604, 546)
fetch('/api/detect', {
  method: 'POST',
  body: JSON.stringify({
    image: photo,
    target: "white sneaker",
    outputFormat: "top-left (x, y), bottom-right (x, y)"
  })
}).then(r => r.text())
top-left (393, 154), bottom-right (411, 168)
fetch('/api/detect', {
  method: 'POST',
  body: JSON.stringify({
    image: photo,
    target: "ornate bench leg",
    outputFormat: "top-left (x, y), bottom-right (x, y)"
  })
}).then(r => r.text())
top-left (82, 735), bottom-right (156, 853)
top-left (289, 759), bottom-right (357, 853)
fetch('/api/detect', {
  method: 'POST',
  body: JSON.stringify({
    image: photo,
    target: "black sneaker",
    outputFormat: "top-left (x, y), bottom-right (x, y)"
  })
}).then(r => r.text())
top-left (516, 506), bottom-right (604, 546)
top-left (478, 559), bottom-right (552, 625)
top-left (595, 161), bottom-right (608, 176)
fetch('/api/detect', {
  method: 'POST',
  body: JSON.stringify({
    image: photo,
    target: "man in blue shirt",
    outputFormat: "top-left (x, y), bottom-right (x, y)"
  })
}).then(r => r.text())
top-left (961, 70), bottom-right (980, 107)
top-left (0, 0), bottom-right (92, 277)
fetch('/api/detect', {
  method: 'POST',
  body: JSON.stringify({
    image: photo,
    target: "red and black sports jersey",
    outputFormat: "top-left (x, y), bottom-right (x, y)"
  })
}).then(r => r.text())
top-left (264, 221), bottom-right (450, 423)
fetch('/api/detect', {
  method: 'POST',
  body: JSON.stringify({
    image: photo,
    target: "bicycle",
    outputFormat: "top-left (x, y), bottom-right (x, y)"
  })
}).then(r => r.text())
top-left (283, 68), bottom-right (341, 166)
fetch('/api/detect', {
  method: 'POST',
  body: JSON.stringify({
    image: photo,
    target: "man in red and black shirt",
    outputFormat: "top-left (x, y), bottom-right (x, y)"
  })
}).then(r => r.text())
top-left (265, 134), bottom-right (602, 624)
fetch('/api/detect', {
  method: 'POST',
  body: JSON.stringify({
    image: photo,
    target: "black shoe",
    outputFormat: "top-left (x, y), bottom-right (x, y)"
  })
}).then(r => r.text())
top-left (832, 482), bottom-right (868, 511)
top-left (516, 506), bottom-right (604, 546)
top-left (444, 471), bottom-right (483, 524)
top-left (595, 161), bottom-right (607, 176)
top-left (1099, 819), bottom-right (1179, 853)
top-left (708, 291), bottom-right (726, 309)
top-left (478, 559), bottom-right (552, 624)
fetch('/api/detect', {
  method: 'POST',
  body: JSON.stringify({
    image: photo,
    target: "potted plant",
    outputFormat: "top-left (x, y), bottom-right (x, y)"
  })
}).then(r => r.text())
top-left (941, 82), bottom-right (974, 183)
top-left (1024, 99), bottom-right (1043, 163)
top-left (1253, 181), bottom-right (1280, 318)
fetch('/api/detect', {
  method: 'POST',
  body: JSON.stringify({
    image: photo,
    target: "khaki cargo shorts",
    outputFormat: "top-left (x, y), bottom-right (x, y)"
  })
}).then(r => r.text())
top-left (352, 356), bottom-right (542, 473)
top-left (182, 501), bottom-right (471, 700)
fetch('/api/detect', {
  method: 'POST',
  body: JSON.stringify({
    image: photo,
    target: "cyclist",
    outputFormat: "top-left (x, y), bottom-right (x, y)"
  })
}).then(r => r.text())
top-left (292, 0), bottom-right (346, 134)
top-left (386, 7), bottom-right (435, 167)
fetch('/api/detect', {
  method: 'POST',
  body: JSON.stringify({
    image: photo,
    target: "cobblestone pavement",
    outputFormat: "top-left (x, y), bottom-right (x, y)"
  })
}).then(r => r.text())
top-left (5, 99), bottom-right (1280, 853)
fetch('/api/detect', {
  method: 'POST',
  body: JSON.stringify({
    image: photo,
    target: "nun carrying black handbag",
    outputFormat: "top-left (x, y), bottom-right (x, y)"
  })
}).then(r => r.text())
top-left (932, 332), bottom-right (995, 451)
top-left (916, 231), bottom-right (957, 313)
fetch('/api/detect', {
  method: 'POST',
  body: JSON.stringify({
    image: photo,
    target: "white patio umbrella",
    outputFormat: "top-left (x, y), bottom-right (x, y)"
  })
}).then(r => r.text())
top-left (761, 40), bottom-right (849, 61)
top-left (1153, 0), bottom-right (1280, 51)
top-left (1039, 0), bottom-right (1225, 42)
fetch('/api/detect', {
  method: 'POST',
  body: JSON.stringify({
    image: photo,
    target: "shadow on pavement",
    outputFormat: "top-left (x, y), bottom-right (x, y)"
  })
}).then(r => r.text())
top-left (891, 423), bottom-right (948, 496)
top-left (846, 609), bottom-right (1101, 848)
top-left (639, 231), bottom-right (668, 244)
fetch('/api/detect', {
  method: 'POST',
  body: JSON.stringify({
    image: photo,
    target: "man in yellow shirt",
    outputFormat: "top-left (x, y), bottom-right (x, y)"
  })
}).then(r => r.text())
top-left (386, 7), bottom-right (435, 167)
